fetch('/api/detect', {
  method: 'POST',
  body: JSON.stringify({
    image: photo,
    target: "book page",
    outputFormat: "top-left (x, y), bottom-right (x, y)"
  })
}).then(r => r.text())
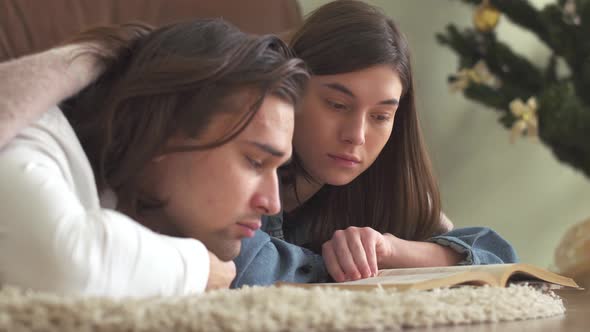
top-left (374, 263), bottom-right (580, 289)
top-left (503, 264), bottom-right (581, 289)
top-left (377, 264), bottom-right (513, 279)
top-left (296, 269), bottom-right (496, 291)
top-left (342, 270), bottom-right (470, 285)
top-left (277, 263), bottom-right (580, 291)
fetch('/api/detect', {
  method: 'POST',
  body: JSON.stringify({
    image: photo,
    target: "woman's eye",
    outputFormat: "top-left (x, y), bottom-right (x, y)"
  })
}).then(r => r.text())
top-left (372, 114), bottom-right (391, 122)
top-left (325, 99), bottom-right (348, 111)
top-left (246, 156), bottom-right (263, 169)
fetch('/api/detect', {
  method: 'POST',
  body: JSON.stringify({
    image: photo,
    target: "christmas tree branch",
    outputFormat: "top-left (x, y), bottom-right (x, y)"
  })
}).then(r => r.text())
top-left (483, 33), bottom-right (544, 93)
top-left (538, 83), bottom-right (590, 178)
top-left (538, 4), bottom-right (579, 67)
top-left (456, 0), bottom-right (555, 50)
top-left (462, 83), bottom-right (514, 112)
top-left (436, 25), bottom-right (481, 67)
top-left (458, 0), bottom-right (586, 77)
top-left (437, 25), bottom-right (544, 95)
top-left (440, 0), bottom-right (590, 179)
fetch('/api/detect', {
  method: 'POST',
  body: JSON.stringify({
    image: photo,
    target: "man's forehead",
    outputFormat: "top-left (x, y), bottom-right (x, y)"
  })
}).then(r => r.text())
top-left (239, 96), bottom-right (294, 152)
top-left (249, 99), bottom-right (294, 128)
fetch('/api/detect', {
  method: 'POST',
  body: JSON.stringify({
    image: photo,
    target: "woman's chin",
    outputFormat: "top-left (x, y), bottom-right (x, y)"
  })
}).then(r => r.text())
top-left (323, 174), bottom-right (357, 186)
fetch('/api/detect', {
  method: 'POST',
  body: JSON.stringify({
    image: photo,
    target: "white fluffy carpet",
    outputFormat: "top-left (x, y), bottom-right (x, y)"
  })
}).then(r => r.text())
top-left (0, 284), bottom-right (564, 331)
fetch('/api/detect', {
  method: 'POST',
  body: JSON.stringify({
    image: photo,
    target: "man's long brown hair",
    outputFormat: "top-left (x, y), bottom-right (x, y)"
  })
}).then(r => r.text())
top-left (287, 0), bottom-right (442, 252)
top-left (61, 19), bottom-right (309, 217)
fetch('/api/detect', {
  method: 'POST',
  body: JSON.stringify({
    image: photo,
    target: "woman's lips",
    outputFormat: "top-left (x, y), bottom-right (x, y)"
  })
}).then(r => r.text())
top-left (327, 153), bottom-right (361, 167)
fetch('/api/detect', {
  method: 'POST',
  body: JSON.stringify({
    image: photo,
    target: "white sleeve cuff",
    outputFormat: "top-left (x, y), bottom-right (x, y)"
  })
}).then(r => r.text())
top-left (160, 236), bottom-right (210, 294)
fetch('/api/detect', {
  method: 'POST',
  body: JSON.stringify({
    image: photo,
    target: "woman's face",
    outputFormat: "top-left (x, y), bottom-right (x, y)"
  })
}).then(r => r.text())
top-left (293, 64), bottom-right (403, 185)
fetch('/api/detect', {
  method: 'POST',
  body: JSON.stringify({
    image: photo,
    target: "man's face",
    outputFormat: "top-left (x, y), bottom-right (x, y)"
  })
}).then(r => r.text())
top-left (141, 95), bottom-right (293, 261)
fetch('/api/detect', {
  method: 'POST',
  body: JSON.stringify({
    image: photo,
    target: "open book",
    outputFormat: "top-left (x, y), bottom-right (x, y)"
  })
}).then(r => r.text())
top-left (280, 263), bottom-right (581, 291)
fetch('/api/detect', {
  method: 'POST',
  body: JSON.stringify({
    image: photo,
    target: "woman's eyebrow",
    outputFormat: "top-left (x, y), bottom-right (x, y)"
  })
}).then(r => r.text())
top-left (323, 82), bottom-right (355, 97)
top-left (379, 98), bottom-right (399, 106)
top-left (322, 83), bottom-right (398, 105)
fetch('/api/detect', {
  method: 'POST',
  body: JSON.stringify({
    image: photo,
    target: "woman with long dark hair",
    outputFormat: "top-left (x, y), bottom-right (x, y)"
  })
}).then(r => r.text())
top-left (233, 0), bottom-right (517, 286)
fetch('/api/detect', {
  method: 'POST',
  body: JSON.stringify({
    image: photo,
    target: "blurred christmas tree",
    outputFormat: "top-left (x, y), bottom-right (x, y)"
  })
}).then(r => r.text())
top-left (437, 0), bottom-right (590, 178)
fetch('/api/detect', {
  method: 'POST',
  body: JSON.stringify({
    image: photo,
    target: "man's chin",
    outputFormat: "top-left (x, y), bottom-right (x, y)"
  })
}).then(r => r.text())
top-left (211, 241), bottom-right (241, 261)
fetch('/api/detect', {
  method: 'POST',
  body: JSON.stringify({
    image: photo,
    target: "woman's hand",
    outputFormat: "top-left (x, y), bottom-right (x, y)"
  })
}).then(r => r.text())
top-left (321, 226), bottom-right (394, 282)
top-left (322, 226), bottom-right (464, 283)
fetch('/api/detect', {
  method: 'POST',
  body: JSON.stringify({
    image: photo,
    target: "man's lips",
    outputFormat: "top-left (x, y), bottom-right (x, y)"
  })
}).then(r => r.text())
top-left (236, 220), bottom-right (262, 238)
top-left (237, 220), bottom-right (262, 231)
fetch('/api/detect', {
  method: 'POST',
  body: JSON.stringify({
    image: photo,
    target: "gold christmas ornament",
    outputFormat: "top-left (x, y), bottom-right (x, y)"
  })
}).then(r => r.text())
top-left (474, 0), bottom-right (501, 32)
top-left (509, 97), bottom-right (539, 143)
top-left (449, 60), bottom-right (499, 93)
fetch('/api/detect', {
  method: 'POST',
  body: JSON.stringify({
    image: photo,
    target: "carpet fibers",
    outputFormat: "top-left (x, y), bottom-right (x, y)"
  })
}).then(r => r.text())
top-left (0, 284), bottom-right (564, 331)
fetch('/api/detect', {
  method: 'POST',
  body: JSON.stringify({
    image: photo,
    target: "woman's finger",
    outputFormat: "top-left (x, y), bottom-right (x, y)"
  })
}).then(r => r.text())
top-left (360, 231), bottom-right (379, 277)
top-left (322, 241), bottom-right (346, 282)
top-left (345, 229), bottom-right (372, 279)
top-left (331, 231), bottom-right (362, 280)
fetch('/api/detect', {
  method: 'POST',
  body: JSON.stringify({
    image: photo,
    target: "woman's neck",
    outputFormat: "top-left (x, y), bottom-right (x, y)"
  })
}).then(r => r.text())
top-left (281, 173), bottom-right (324, 213)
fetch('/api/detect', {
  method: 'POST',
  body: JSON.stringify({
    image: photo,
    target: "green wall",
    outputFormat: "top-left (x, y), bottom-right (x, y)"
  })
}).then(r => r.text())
top-left (298, 0), bottom-right (590, 268)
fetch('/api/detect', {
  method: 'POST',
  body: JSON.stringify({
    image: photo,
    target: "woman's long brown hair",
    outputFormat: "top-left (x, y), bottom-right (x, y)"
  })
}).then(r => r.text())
top-left (60, 19), bottom-right (309, 217)
top-left (287, 0), bottom-right (442, 252)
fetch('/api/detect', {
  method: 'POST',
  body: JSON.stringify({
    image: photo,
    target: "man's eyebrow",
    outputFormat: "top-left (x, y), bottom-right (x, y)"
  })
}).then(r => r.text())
top-left (245, 140), bottom-right (286, 157)
top-left (322, 83), bottom-right (399, 106)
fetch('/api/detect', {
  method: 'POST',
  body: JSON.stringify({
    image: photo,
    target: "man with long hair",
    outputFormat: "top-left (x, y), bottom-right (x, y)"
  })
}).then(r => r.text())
top-left (0, 19), bottom-right (308, 297)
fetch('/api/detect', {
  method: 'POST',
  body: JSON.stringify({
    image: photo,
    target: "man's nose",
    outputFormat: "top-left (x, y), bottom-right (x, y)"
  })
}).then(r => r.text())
top-left (252, 174), bottom-right (281, 215)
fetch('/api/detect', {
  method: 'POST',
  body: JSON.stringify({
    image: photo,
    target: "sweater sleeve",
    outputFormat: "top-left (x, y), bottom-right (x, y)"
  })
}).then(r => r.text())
top-left (429, 227), bottom-right (519, 265)
top-left (0, 46), bottom-right (103, 149)
top-left (232, 229), bottom-right (330, 288)
top-left (0, 139), bottom-right (209, 297)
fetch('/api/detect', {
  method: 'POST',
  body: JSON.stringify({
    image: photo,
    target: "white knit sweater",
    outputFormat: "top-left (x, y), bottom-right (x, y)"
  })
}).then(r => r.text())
top-left (0, 107), bottom-right (209, 297)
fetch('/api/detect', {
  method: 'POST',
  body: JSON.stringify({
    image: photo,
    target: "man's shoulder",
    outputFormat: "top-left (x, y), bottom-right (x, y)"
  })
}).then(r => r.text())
top-left (0, 105), bottom-right (97, 200)
top-left (4, 106), bottom-right (74, 151)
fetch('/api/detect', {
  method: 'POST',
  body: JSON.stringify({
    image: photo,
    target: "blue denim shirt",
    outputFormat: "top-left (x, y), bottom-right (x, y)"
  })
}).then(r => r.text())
top-left (231, 214), bottom-right (518, 288)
